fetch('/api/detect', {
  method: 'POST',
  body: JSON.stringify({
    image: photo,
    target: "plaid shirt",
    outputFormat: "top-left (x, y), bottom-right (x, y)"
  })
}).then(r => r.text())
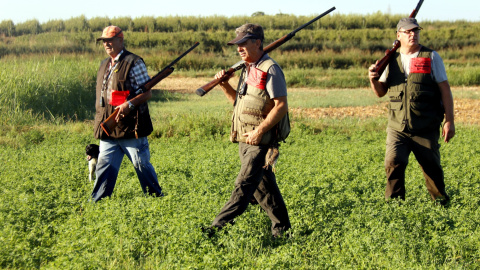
top-left (112, 50), bottom-right (150, 91)
top-left (128, 59), bottom-right (150, 90)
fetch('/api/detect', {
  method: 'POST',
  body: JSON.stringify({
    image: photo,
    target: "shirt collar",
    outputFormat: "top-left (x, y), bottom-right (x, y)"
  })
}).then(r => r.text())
top-left (112, 50), bottom-right (124, 63)
top-left (249, 53), bottom-right (269, 68)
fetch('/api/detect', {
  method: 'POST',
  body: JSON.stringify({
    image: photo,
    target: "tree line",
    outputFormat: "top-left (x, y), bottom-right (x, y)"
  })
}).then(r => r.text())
top-left (1, 12), bottom-right (477, 37)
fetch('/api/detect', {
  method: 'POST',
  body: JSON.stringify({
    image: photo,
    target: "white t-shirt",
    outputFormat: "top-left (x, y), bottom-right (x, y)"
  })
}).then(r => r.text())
top-left (379, 47), bottom-right (448, 84)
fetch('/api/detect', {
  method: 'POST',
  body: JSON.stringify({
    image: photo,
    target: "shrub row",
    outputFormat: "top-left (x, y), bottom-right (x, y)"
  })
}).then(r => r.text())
top-left (2, 13), bottom-right (479, 37)
top-left (2, 25), bottom-right (480, 59)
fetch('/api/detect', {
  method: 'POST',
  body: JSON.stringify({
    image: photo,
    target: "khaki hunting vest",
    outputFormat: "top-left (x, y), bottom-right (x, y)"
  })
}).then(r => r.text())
top-left (386, 47), bottom-right (444, 132)
top-left (230, 57), bottom-right (289, 145)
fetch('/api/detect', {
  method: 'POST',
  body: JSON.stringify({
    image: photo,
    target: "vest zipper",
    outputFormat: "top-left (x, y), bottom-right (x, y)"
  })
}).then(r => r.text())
top-left (402, 78), bottom-right (408, 127)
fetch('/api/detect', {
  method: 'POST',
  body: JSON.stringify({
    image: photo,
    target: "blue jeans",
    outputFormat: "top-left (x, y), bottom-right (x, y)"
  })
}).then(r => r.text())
top-left (91, 137), bottom-right (163, 202)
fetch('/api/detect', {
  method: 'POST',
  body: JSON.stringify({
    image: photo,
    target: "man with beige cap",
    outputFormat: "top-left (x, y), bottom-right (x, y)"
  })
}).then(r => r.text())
top-left (91, 25), bottom-right (163, 202)
top-left (368, 18), bottom-right (455, 205)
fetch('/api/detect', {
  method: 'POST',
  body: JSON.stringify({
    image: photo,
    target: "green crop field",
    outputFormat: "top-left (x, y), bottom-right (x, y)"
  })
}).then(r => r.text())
top-left (2, 98), bottom-right (480, 268)
top-left (1, 13), bottom-right (480, 269)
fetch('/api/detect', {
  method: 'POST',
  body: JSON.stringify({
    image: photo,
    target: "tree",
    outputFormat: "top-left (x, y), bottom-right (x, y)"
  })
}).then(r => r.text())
top-left (0, 20), bottom-right (15, 36)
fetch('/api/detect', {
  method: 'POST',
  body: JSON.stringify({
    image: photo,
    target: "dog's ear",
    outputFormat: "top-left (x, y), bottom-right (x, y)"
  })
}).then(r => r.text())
top-left (86, 144), bottom-right (98, 154)
top-left (86, 144), bottom-right (100, 157)
top-left (85, 144), bottom-right (92, 153)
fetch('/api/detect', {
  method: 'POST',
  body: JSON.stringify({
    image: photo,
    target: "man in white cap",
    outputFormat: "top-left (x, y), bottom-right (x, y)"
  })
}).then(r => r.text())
top-left (91, 25), bottom-right (163, 202)
top-left (368, 18), bottom-right (455, 205)
top-left (204, 23), bottom-right (291, 238)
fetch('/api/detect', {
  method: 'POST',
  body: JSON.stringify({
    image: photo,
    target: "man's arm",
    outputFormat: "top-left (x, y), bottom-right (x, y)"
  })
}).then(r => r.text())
top-left (368, 61), bottom-right (388, 97)
top-left (116, 60), bottom-right (152, 121)
top-left (438, 80), bottom-right (455, 143)
top-left (243, 96), bottom-right (288, 145)
top-left (215, 70), bottom-right (237, 105)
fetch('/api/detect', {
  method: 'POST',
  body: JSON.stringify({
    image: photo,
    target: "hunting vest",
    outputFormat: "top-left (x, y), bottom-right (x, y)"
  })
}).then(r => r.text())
top-left (94, 50), bottom-right (153, 139)
top-left (230, 56), bottom-right (290, 145)
top-left (386, 46), bottom-right (444, 132)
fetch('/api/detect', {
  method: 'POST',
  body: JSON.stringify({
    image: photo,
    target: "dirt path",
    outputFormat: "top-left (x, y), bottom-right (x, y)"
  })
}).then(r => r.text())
top-left (290, 99), bottom-right (480, 125)
top-left (154, 76), bottom-right (480, 125)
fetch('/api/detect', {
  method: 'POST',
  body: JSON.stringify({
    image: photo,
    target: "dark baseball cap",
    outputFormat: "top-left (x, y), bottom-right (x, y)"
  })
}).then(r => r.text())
top-left (227, 23), bottom-right (264, 45)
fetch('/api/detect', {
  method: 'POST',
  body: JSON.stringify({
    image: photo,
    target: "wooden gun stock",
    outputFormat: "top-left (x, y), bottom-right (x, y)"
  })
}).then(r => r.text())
top-left (100, 42), bottom-right (199, 136)
top-left (196, 61), bottom-right (244, 96)
top-left (100, 107), bottom-right (120, 136)
top-left (196, 6), bottom-right (336, 96)
top-left (373, 0), bottom-right (424, 80)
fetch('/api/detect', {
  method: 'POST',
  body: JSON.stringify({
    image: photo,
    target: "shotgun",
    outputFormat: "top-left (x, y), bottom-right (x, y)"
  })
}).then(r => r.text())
top-left (372, 0), bottom-right (424, 80)
top-left (195, 6), bottom-right (336, 96)
top-left (101, 42), bottom-right (200, 136)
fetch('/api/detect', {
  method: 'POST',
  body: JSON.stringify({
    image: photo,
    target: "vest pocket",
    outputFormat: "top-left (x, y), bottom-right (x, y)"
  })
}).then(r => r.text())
top-left (409, 91), bottom-right (442, 130)
top-left (239, 107), bottom-right (264, 125)
top-left (237, 95), bottom-right (272, 145)
top-left (238, 95), bottom-right (265, 125)
top-left (387, 92), bottom-right (404, 130)
top-left (410, 91), bottom-right (435, 112)
top-left (388, 92), bottom-right (403, 111)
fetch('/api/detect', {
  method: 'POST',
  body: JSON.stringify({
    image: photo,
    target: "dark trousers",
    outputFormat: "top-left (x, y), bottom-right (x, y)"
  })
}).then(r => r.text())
top-left (384, 127), bottom-right (448, 201)
top-left (212, 143), bottom-right (291, 236)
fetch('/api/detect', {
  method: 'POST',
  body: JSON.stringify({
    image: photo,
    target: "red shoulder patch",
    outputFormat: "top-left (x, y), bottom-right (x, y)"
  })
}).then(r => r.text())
top-left (246, 67), bottom-right (268, 90)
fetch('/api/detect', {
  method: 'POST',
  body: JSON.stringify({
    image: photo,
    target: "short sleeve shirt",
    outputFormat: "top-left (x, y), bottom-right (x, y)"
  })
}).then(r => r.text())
top-left (379, 47), bottom-right (448, 84)
top-left (255, 54), bottom-right (288, 98)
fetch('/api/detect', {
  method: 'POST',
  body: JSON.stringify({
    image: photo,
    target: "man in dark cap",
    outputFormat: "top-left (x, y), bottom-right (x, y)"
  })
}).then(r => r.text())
top-left (205, 23), bottom-right (291, 238)
top-left (91, 25), bottom-right (163, 202)
top-left (368, 18), bottom-right (455, 204)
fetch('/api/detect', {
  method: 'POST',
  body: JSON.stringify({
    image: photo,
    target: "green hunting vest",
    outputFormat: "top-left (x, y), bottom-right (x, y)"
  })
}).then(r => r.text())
top-left (230, 57), bottom-right (290, 145)
top-left (94, 50), bottom-right (153, 140)
top-left (386, 46), bottom-right (444, 132)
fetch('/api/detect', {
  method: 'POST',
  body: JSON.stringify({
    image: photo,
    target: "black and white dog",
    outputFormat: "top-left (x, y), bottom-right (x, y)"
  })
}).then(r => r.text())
top-left (85, 144), bottom-right (99, 182)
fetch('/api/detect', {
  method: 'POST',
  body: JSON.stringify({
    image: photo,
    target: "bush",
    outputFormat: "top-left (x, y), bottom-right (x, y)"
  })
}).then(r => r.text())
top-left (42, 19), bottom-right (65, 32)
top-left (88, 17), bottom-right (110, 32)
top-left (0, 20), bottom-right (15, 36)
top-left (64, 15), bottom-right (88, 32)
top-left (14, 19), bottom-right (41, 35)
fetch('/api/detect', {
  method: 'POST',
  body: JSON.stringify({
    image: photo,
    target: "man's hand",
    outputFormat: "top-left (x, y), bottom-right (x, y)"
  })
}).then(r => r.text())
top-left (215, 70), bottom-right (233, 86)
top-left (368, 60), bottom-right (388, 98)
top-left (114, 102), bottom-right (132, 122)
top-left (368, 61), bottom-right (380, 81)
top-left (215, 69), bottom-right (237, 105)
top-left (442, 121), bottom-right (455, 143)
top-left (243, 130), bottom-right (263, 146)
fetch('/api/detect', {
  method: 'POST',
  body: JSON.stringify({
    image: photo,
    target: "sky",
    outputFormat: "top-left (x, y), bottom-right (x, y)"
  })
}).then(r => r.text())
top-left (1, 0), bottom-right (478, 24)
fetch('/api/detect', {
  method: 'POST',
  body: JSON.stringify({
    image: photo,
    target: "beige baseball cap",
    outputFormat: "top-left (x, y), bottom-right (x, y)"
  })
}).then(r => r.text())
top-left (396, 18), bottom-right (423, 31)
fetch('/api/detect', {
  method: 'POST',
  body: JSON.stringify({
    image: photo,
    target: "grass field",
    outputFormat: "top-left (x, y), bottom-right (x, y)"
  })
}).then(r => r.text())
top-left (2, 76), bottom-right (480, 268)
top-left (0, 37), bottom-right (479, 268)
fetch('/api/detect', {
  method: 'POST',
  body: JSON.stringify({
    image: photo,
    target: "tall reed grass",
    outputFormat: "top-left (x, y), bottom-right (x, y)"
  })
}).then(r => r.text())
top-left (0, 54), bottom-right (98, 125)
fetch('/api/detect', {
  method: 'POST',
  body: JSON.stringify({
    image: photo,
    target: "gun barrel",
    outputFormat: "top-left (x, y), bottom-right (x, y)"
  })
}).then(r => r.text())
top-left (168, 41), bottom-right (200, 68)
top-left (373, 0), bottom-right (424, 79)
top-left (410, 0), bottom-right (424, 17)
top-left (291, 6), bottom-right (336, 35)
top-left (196, 7), bottom-right (336, 97)
top-left (100, 42), bottom-right (199, 136)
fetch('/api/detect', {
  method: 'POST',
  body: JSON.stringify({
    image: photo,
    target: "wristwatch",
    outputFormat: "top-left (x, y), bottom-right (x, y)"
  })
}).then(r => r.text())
top-left (127, 101), bottom-right (135, 110)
